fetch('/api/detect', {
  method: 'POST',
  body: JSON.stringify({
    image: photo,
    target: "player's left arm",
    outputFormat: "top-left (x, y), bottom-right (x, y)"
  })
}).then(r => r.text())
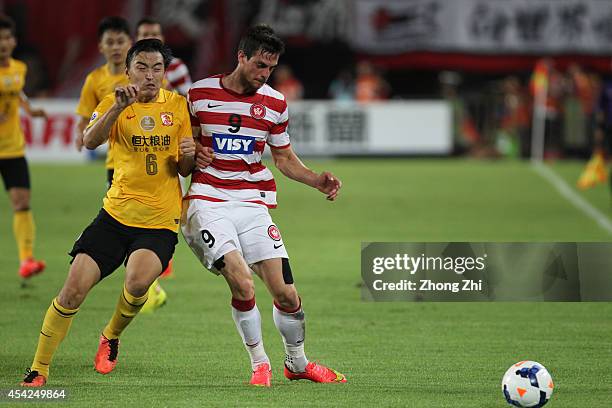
top-left (19, 92), bottom-right (47, 118)
top-left (178, 136), bottom-right (196, 177)
top-left (177, 103), bottom-right (196, 176)
top-left (270, 145), bottom-right (342, 201)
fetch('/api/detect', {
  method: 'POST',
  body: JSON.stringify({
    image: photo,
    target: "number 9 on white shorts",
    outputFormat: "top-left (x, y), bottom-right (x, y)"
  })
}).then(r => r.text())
top-left (181, 200), bottom-right (289, 274)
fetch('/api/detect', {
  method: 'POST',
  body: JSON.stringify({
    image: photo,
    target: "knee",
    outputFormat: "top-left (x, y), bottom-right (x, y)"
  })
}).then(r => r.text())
top-left (233, 276), bottom-right (255, 300)
top-left (274, 287), bottom-right (300, 311)
top-left (11, 196), bottom-right (30, 212)
top-left (227, 270), bottom-right (255, 300)
top-left (57, 286), bottom-right (86, 309)
top-left (124, 276), bottom-right (149, 297)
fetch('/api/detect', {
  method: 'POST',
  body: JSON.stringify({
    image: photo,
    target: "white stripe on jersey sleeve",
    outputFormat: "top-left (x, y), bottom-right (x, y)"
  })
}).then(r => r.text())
top-left (268, 131), bottom-right (290, 147)
top-left (257, 84), bottom-right (285, 101)
top-left (268, 106), bottom-right (290, 147)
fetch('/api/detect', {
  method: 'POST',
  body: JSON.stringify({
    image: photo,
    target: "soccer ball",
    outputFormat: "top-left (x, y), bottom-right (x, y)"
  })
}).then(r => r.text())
top-left (501, 361), bottom-right (554, 407)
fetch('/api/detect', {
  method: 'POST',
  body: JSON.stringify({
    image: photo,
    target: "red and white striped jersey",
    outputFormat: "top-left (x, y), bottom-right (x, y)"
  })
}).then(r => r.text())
top-left (166, 57), bottom-right (192, 96)
top-left (186, 74), bottom-right (290, 208)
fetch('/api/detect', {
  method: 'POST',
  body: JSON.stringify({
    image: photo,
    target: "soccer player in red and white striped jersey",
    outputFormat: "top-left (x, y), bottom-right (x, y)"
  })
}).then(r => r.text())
top-left (183, 24), bottom-right (346, 387)
top-left (136, 17), bottom-right (192, 96)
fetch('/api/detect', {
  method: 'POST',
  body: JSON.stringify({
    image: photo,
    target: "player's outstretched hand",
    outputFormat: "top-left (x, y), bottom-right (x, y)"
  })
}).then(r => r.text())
top-left (195, 146), bottom-right (214, 169)
top-left (315, 171), bottom-right (342, 201)
top-left (180, 137), bottom-right (196, 158)
top-left (114, 84), bottom-right (138, 109)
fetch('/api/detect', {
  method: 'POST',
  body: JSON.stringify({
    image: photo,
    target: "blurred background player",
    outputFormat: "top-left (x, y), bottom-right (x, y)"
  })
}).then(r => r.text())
top-left (183, 24), bottom-right (346, 387)
top-left (20, 39), bottom-right (195, 387)
top-left (74, 16), bottom-right (132, 186)
top-left (74, 16), bottom-right (168, 309)
top-left (136, 16), bottom-right (192, 97)
top-left (135, 16), bottom-right (193, 280)
top-left (577, 72), bottom-right (612, 192)
top-left (272, 65), bottom-right (303, 101)
top-left (0, 15), bottom-right (47, 280)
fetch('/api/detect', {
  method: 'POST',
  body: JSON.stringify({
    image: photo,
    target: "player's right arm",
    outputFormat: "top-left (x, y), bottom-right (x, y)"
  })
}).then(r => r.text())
top-left (188, 92), bottom-right (214, 169)
top-left (74, 117), bottom-right (89, 151)
top-left (75, 75), bottom-right (99, 152)
top-left (83, 85), bottom-right (137, 150)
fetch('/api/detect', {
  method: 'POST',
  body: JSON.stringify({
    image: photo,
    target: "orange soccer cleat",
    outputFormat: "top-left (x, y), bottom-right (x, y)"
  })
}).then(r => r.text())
top-left (250, 362), bottom-right (272, 387)
top-left (19, 258), bottom-right (46, 279)
top-left (20, 369), bottom-right (46, 387)
top-left (284, 361), bottom-right (346, 383)
top-left (94, 334), bottom-right (119, 374)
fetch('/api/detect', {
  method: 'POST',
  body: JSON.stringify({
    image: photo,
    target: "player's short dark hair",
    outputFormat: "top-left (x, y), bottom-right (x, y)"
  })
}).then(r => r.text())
top-left (238, 24), bottom-right (285, 59)
top-left (126, 39), bottom-right (173, 69)
top-left (0, 14), bottom-right (16, 36)
top-left (97, 16), bottom-right (130, 40)
top-left (136, 16), bottom-right (161, 30)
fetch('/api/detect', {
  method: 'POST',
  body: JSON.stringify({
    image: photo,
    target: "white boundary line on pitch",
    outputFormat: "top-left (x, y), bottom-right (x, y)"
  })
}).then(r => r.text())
top-left (532, 161), bottom-right (612, 236)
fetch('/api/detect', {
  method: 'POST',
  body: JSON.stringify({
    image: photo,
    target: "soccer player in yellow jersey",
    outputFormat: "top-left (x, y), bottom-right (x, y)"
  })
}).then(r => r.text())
top-left (74, 16), bottom-right (131, 186)
top-left (0, 15), bottom-right (47, 279)
top-left (20, 39), bottom-right (195, 387)
top-left (75, 16), bottom-right (168, 310)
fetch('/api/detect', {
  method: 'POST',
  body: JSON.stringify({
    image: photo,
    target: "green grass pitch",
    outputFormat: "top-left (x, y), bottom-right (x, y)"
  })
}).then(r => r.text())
top-left (1, 159), bottom-right (611, 407)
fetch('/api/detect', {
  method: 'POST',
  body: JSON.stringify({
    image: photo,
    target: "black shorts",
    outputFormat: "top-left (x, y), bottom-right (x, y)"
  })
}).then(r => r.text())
top-left (0, 157), bottom-right (30, 190)
top-left (69, 209), bottom-right (178, 280)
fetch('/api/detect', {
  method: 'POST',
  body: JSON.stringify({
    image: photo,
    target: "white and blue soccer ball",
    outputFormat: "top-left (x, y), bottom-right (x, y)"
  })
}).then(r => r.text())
top-left (501, 361), bottom-right (554, 407)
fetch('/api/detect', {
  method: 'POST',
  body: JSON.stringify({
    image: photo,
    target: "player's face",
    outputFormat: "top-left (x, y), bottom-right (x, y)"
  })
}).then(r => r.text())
top-left (136, 23), bottom-right (164, 42)
top-left (99, 30), bottom-right (132, 66)
top-left (127, 51), bottom-right (165, 100)
top-left (0, 29), bottom-right (16, 60)
top-left (238, 49), bottom-right (279, 91)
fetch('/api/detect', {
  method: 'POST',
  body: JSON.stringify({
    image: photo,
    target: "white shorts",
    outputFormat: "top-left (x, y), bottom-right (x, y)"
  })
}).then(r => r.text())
top-left (181, 200), bottom-right (289, 274)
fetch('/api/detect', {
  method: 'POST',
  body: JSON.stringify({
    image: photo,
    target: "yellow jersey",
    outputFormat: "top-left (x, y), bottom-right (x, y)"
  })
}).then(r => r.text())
top-left (76, 64), bottom-right (130, 169)
top-left (0, 58), bottom-right (27, 159)
top-left (87, 89), bottom-right (191, 232)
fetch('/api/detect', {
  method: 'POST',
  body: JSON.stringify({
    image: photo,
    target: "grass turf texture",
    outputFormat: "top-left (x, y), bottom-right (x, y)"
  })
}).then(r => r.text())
top-left (1, 159), bottom-right (611, 407)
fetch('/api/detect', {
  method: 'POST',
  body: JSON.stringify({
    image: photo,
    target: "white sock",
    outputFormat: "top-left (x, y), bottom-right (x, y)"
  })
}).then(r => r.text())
top-left (273, 302), bottom-right (309, 372)
top-left (231, 299), bottom-right (269, 371)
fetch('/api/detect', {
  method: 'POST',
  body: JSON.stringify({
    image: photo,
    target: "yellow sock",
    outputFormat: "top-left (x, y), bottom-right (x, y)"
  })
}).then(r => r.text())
top-left (102, 286), bottom-right (148, 340)
top-left (13, 210), bottom-right (35, 261)
top-left (31, 298), bottom-right (79, 378)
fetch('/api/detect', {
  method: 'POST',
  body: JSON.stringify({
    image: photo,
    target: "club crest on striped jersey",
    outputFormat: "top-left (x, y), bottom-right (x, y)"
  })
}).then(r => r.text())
top-left (212, 133), bottom-right (255, 154)
top-left (160, 112), bottom-right (173, 126)
top-left (268, 225), bottom-right (281, 241)
top-left (140, 116), bottom-right (155, 131)
top-left (250, 103), bottom-right (266, 120)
